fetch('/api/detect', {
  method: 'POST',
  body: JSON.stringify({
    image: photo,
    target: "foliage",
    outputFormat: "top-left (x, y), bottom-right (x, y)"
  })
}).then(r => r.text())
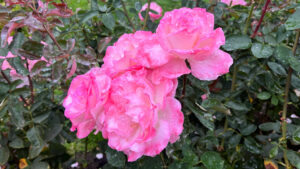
top-left (0, 0), bottom-right (300, 169)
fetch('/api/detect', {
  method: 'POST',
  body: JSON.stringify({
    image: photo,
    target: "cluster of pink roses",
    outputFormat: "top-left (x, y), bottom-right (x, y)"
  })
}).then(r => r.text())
top-left (63, 7), bottom-right (233, 161)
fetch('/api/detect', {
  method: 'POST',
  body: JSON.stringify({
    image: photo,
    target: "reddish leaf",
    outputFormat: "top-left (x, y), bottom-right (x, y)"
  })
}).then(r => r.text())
top-left (46, 2), bottom-right (73, 18)
top-left (66, 58), bottom-right (77, 79)
top-left (46, 9), bottom-right (73, 18)
top-left (97, 37), bottom-right (112, 53)
top-left (1, 21), bottom-right (25, 47)
top-left (23, 13), bottom-right (45, 31)
top-left (5, 0), bottom-right (25, 6)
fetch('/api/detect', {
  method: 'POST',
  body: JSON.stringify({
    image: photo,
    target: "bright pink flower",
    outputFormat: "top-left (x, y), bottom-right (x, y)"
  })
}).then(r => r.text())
top-left (139, 2), bottom-right (162, 21)
top-left (156, 7), bottom-right (233, 80)
top-left (103, 31), bottom-right (170, 75)
top-left (63, 68), bottom-right (111, 138)
top-left (102, 68), bottom-right (183, 161)
top-left (221, 0), bottom-right (247, 6)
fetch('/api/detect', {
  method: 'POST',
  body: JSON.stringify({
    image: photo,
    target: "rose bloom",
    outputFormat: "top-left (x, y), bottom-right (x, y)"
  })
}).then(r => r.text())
top-left (63, 68), bottom-right (111, 138)
top-left (138, 2), bottom-right (162, 21)
top-left (221, 0), bottom-right (247, 6)
top-left (102, 68), bottom-right (183, 161)
top-left (156, 7), bottom-right (233, 81)
top-left (102, 31), bottom-right (190, 80)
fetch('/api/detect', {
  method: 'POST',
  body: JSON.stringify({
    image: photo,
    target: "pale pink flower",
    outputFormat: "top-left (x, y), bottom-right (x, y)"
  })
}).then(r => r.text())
top-left (138, 2), bottom-right (162, 21)
top-left (63, 68), bottom-right (111, 138)
top-left (102, 68), bottom-right (183, 161)
top-left (156, 8), bottom-right (233, 80)
top-left (221, 0), bottom-right (247, 6)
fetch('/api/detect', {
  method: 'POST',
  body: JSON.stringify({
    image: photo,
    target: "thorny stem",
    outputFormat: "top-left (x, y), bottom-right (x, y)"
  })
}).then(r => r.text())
top-left (142, 0), bottom-right (151, 30)
top-left (160, 153), bottom-right (167, 169)
top-left (0, 70), bottom-right (29, 106)
top-left (42, 23), bottom-right (63, 51)
top-left (85, 137), bottom-right (88, 160)
top-left (251, 0), bottom-right (271, 38)
top-left (121, 0), bottom-right (136, 32)
top-left (181, 75), bottom-right (187, 99)
top-left (281, 29), bottom-right (300, 169)
top-left (243, 2), bottom-right (255, 35)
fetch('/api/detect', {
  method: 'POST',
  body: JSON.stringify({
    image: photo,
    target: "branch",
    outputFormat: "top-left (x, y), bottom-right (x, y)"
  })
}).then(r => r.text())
top-left (121, 0), bottom-right (136, 32)
top-left (251, 0), bottom-right (271, 38)
top-left (142, 0), bottom-right (151, 30)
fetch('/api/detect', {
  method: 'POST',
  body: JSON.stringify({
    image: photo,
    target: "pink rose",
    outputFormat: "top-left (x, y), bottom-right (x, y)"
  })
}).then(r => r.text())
top-left (63, 68), bottom-right (111, 138)
top-left (102, 68), bottom-right (183, 161)
top-left (138, 2), bottom-right (162, 21)
top-left (221, 0), bottom-right (247, 6)
top-left (103, 31), bottom-right (174, 75)
top-left (156, 7), bottom-right (233, 80)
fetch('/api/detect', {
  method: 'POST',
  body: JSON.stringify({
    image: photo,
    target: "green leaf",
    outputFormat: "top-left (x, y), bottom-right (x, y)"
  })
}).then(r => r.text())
top-left (267, 62), bottom-right (287, 75)
top-left (259, 122), bottom-right (281, 132)
top-left (0, 47), bottom-right (9, 56)
top-left (289, 56), bottom-right (300, 72)
top-left (285, 8), bottom-right (300, 30)
top-left (0, 144), bottom-right (9, 165)
top-left (44, 114), bottom-right (63, 141)
top-left (9, 32), bottom-right (26, 55)
top-left (271, 96), bottom-right (279, 106)
top-left (9, 101), bottom-right (25, 128)
top-left (286, 150), bottom-right (300, 169)
top-left (102, 13), bottom-right (115, 30)
top-left (223, 35), bottom-right (251, 51)
top-left (225, 101), bottom-right (249, 111)
top-left (98, 5), bottom-right (107, 12)
top-left (9, 136), bottom-right (24, 149)
top-left (293, 127), bottom-right (300, 144)
top-left (251, 43), bottom-right (273, 58)
top-left (26, 127), bottom-right (45, 159)
top-left (257, 92), bottom-right (271, 100)
top-left (91, 0), bottom-right (98, 10)
top-left (33, 112), bottom-right (51, 124)
top-left (0, 82), bottom-right (9, 94)
top-left (30, 160), bottom-right (50, 169)
top-left (201, 151), bottom-right (224, 169)
top-left (274, 45), bottom-right (292, 65)
top-left (30, 60), bottom-right (47, 76)
top-left (18, 40), bottom-right (44, 60)
top-left (135, 2), bottom-right (142, 11)
top-left (228, 134), bottom-right (241, 148)
top-left (185, 100), bottom-right (215, 131)
top-left (269, 145), bottom-right (278, 158)
top-left (244, 137), bottom-right (261, 154)
top-left (140, 156), bottom-right (163, 169)
top-left (10, 87), bottom-right (30, 96)
top-left (105, 147), bottom-right (126, 168)
top-left (7, 57), bottom-right (29, 76)
top-left (80, 11), bottom-right (99, 23)
top-left (240, 124), bottom-right (257, 136)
